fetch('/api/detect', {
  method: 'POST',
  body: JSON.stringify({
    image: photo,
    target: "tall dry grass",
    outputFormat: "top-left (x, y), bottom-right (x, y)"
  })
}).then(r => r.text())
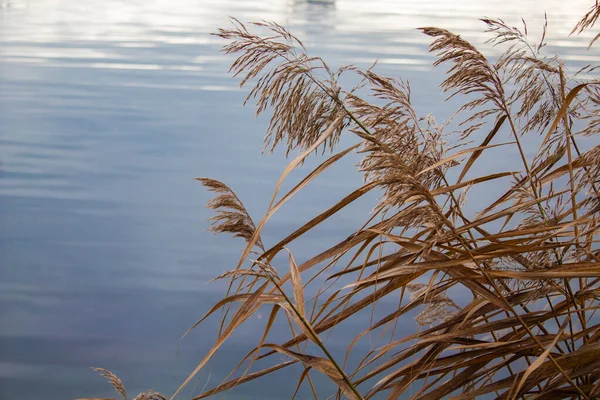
top-left (81, 3), bottom-right (600, 400)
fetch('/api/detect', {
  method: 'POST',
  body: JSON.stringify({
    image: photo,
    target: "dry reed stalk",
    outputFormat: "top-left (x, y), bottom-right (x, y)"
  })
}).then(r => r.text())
top-left (82, 3), bottom-right (600, 400)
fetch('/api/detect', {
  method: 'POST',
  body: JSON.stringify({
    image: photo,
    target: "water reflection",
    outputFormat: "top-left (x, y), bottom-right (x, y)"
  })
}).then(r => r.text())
top-left (291, 0), bottom-right (336, 8)
top-left (284, 0), bottom-right (337, 39)
top-left (0, 0), bottom-right (597, 399)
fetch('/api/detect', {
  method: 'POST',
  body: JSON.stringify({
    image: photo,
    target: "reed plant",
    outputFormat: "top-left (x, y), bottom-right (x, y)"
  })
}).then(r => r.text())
top-left (81, 3), bottom-right (600, 400)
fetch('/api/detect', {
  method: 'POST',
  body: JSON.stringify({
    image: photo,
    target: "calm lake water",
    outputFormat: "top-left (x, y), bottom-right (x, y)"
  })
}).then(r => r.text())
top-left (0, 0), bottom-right (597, 399)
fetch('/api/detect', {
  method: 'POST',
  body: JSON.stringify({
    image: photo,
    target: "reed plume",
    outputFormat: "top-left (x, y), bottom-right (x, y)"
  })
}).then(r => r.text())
top-left (77, 368), bottom-right (166, 400)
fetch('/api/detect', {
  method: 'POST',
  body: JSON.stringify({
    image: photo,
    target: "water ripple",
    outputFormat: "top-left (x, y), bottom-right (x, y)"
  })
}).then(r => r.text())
top-left (0, 0), bottom-right (597, 399)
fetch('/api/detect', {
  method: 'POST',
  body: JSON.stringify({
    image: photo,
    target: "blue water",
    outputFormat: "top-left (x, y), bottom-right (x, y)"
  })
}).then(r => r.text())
top-left (0, 0), bottom-right (596, 399)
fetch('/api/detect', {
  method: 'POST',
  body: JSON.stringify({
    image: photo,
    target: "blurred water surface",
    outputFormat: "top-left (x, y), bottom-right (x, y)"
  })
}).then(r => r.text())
top-left (0, 0), bottom-right (596, 398)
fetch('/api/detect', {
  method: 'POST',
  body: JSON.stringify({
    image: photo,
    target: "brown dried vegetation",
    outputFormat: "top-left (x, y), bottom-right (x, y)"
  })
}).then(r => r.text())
top-left (83, 3), bottom-right (600, 400)
top-left (77, 368), bottom-right (166, 400)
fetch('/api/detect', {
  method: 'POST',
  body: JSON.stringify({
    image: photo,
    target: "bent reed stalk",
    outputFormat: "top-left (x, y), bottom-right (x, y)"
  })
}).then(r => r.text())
top-left (80, 3), bottom-right (600, 400)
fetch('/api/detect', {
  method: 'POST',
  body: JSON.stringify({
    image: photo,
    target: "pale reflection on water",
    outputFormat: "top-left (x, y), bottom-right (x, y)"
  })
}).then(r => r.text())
top-left (0, 0), bottom-right (595, 398)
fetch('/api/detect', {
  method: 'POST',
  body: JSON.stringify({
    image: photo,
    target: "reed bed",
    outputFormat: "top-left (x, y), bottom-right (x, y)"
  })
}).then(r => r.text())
top-left (81, 3), bottom-right (600, 400)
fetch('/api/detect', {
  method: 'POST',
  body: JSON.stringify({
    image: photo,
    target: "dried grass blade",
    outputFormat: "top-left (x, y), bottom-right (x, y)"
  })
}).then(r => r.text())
top-left (278, 301), bottom-right (318, 346)
top-left (263, 345), bottom-right (361, 400)
top-left (457, 115), bottom-right (507, 183)
top-left (268, 114), bottom-right (344, 208)
top-left (263, 344), bottom-right (343, 379)
top-left (417, 142), bottom-right (513, 177)
top-left (179, 292), bottom-right (284, 346)
top-left (486, 263), bottom-right (600, 279)
top-left (192, 361), bottom-right (297, 399)
top-left (288, 250), bottom-right (306, 317)
top-left (233, 117), bottom-right (344, 286)
top-left (378, 342), bottom-right (450, 399)
top-left (539, 81), bottom-right (600, 152)
top-left (461, 190), bottom-right (567, 234)
top-left (418, 363), bottom-right (486, 400)
top-left (345, 281), bottom-right (456, 363)
top-left (272, 143), bottom-right (359, 213)
top-left (259, 181), bottom-right (379, 268)
top-left (230, 304), bottom-right (285, 385)
top-left (342, 260), bottom-right (477, 287)
top-left (508, 316), bottom-right (571, 400)
top-left (430, 171), bottom-right (515, 196)
top-left (479, 221), bottom-right (575, 241)
top-left (292, 367), bottom-right (312, 400)
top-left (171, 282), bottom-right (269, 400)
top-left (538, 155), bottom-right (587, 185)
top-left (452, 344), bottom-right (600, 399)
top-left (264, 276), bottom-right (412, 359)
